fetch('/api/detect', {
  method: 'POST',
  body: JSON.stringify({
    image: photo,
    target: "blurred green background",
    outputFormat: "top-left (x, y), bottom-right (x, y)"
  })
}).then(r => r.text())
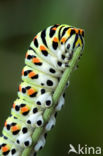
top-left (0, 0), bottom-right (103, 156)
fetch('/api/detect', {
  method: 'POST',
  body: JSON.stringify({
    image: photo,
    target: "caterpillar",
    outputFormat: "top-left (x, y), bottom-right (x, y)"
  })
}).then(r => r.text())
top-left (0, 24), bottom-right (84, 156)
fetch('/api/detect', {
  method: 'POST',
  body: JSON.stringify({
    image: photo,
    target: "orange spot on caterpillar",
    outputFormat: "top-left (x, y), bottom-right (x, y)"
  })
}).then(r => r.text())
top-left (61, 37), bottom-right (66, 43)
top-left (13, 103), bottom-right (15, 109)
top-left (22, 69), bottom-right (24, 75)
top-left (4, 121), bottom-right (7, 127)
top-left (80, 29), bottom-right (84, 36)
top-left (32, 57), bottom-right (40, 63)
top-left (21, 106), bottom-right (29, 113)
top-left (52, 27), bottom-right (56, 31)
top-left (53, 37), bottom-right (58, 42)
top-left (28, 71), bottom-right (36, 78)
top-left (25, 52), bottom-right (28, 58)
top-left (74, 28), bottom-right (79, 34)
top-left (33, 35), bottom-right (37, 40)
top-left (2, 146), bottom-right (9, 153)
top-left (19, 85), bottom-right (22, 92)
top-left (27, 88), bottom-right (36, 96)
top-left (40, 45), bottom-right (46, 51)
top-left (11, 125), bottom-right (20, 132)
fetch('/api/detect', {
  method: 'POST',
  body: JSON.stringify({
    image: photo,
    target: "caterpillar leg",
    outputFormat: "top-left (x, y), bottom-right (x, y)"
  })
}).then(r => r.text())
top-left (36, 92), bottom-right (52, 108)
top-left (34, 135), bottom-right (46, 152)
top-left (26, 110), bottom-right (44, 127)
top-left (55, 92), bottom-right (65, 111)
top-left (45, 114), bottom-right (56, 131)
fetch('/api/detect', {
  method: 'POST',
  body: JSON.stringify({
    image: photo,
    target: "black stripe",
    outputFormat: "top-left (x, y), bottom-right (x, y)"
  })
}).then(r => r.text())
top-left (52, 41), bottom-right (58, 50)
top-left (79, 35), bottom-right (83, 45)
top-left (58, 26), bottom-right (65, 40)
top-left (28, 47), bottom-right (36, 53)
top-left (35, 62), bottom-right (42, 66)
top-left (34, 38), bottom-right (38, 48)
top-left (73, 34), bottom-right (78, 49)
top-left (31, 74), bottom-right (38, 79)
top-left (3, 151), bottom-right (10, 155)
top-left (49, 24), bottom-right (60, 38)
top-left (12, 130), bottom-right (20, 135)
top-left (62, 27), bottom-right (73, 38)
top-left (49, 29), bottom-right (55, 38)
top-left (62, 27), bottom-right (69, 37)
top-left (65, 29), bottom-right (76, 44)
top-left (41, 29), bottom-right (48, 47)
top-left (30, 92), bottom-right (37, 97)
top-left (41, 50), bottom-right (48, 56)
top-left (22, 111), bottom-right (30, 116)
top-left (70, 29), bottom-right (76, 36)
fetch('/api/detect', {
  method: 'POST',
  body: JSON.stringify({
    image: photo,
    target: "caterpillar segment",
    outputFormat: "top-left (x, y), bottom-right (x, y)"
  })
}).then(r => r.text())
top-left (11, 99), bottom-right (44, 128)
top-left (0, 24), bottom-right (84, 155)
top-left (2, 116), bottom-right (33, 148)
top-left (18, 82), bottom-right (53, 108)
top-left (0, 136), bottom-right (22, 156)
top-left (25, 49), bottom-right (62, 77)
top-left (22, 65), bottom-right (58, 90)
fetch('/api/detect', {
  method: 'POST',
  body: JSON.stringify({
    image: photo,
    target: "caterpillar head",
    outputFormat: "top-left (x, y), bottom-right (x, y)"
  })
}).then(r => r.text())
top-left (60, 27), bottom-right (84, 62)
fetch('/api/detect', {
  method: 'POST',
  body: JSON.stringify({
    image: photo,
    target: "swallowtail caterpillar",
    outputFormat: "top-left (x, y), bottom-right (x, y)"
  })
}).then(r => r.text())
top-left (0, 24), bottom-right (84, 156)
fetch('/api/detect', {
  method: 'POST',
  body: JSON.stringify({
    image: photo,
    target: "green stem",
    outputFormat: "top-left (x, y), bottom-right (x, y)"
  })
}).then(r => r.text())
top-left (22, 47), bottom-right (81, 156)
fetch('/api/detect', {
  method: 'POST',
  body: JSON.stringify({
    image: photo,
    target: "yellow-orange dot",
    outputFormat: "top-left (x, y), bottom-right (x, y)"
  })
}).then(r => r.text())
top-left (21, 106), bottom-right (29, 113)
top-left (22, 69), bottom-right (24, 75)
top-left (11, 125), bottom-right (20, 132)
top-left (13, 103), bottom-right (15, 109)
top-left (2, 146), bottom-right (9, 153)
top-left (25, 52), bottom-right (28, 58)
top-left (32, 57), bottom-right (40, 63)
top-left (33, 35), bottom-right (37, 40)
top-left (74, 28), bottom-right (79, 34)
top-left (19, 85), bottom-right (22, 92)
top-left (28, 72), bottom-right (36, 78)
top-left (52, 27), bottom-right (56, 31)
top-left (4, 121), bottom-right (7, 127)
top-left (53, 37), bottom-right (58, 42)
top-left (27, 88), bottom-right (35, 96)
top-left (61, 37), bottom-right (66, 43)
top-left (40, 45), bottom-right (46, 51)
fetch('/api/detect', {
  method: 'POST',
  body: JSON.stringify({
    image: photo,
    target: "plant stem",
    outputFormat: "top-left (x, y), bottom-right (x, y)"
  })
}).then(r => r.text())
top-left (22, 47), bottom-right (81, 156)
